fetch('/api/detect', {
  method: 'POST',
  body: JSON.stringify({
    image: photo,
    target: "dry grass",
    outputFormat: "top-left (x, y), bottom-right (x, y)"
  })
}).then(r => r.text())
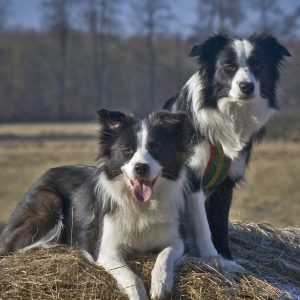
top-left (231, 142), bottom-right (300, 227)
top-left (0, 123), bottom-right (98, 137)
top-left (0, 221), bottom-right (299, 300)
top-left (0, 136), bottom-right (299, 227)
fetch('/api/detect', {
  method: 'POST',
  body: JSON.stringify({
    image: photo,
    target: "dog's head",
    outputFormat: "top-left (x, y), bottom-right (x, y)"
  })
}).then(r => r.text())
top-left (190, 33), bottom-right (291, 109)
top-left (97, 109), bottom-right (192, 203)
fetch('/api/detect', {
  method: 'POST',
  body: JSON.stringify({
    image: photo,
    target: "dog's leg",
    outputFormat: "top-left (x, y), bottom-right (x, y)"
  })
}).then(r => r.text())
top-left (97, 218), bottom-right (148, 300)
top-left (206, 178), bottom-right (234, 260)
top-left (188, 189), bottom-right (245, 274)
top-left (98, 252), bottom-right (148, 300)
top-left (150, 238), bottom-right (184, 300)
top-left (188, 190), bottom-right (218, 258)
top-left (206, 178), bottom-right (246, 273)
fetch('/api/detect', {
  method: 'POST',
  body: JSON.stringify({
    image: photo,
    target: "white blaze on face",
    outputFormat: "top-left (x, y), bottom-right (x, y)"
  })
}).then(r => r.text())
top-left (121, 121), bottom-right (162, 203)
top-left (229, 39), bottom-right (260, 100)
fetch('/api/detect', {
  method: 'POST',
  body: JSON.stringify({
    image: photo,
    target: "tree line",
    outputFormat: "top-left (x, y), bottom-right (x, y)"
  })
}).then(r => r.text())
top-left (0, 0), bottom-right (299, 128)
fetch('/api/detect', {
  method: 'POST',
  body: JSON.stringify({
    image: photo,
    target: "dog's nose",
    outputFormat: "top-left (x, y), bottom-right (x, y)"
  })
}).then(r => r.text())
top-left (134, 163), bottom-right (149, 176)
top-left (238, 81), bottom-right (254, 96)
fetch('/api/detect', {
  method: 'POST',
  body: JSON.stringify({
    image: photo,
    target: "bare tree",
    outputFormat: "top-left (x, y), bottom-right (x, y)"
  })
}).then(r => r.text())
top-left (41, 0), bottom-right (75, 118)
top-left (251, 0), bottom-right (300, 38)
top-left (252, 0), bottom-right (285, 33)
top-left (0, 0), bottom-right (11, 30)
top-left (84, 0), bottom-right (122, 109)
top-left (281, 6), bottom-right (300, 38)
top-left (173, 34), bottom-right (184, 90)
top-left (130, 0), bottom-right (172, 112)
top-left (193, 0), bottom-right (245, 36)
top-left (86, 0), bottom-right (99, 109)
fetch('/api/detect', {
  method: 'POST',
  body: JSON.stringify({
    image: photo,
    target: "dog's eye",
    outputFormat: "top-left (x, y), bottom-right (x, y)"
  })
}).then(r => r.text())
top-left (122, 148), bottom-right (134, 156)
top-left (149, 143), bottom-right (161, 153)
top-left (252, 62), bottom-right (261, 71)
top-left (249, 58), bottom-right (262, 71)
top-left (224, 64), bottom-right (237, 72)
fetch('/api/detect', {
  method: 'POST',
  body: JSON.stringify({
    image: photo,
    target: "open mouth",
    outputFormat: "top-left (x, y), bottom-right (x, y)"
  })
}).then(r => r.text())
top-left (129, 178), bottom-right (157, 203)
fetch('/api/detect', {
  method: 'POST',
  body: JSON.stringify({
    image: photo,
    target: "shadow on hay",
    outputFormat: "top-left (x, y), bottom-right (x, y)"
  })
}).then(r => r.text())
top-left (229, 222), bottom-right (300, 298)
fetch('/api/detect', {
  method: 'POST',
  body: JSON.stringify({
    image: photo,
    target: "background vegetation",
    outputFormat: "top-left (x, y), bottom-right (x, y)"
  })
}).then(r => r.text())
top-left (0, 0), bottom-right (299, 227)
top-left (0, 0), bottom-right (299, 130)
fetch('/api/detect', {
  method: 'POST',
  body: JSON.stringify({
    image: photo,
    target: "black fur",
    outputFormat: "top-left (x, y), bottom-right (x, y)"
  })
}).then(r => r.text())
top-left (146, 111), bottom-right (193, 180)
top-left (0, 109), bottom-right (192, 260)
top-left (248, 34), bottom-right (291, 109)
top-left (164, 33), bottom-right (290, 260)
top-left (0, 108), bottom-right (136, 258)
top-left (189, 34), bottom-right (231, 108)
top-left (0, 165), bottom-right (105, 259)
top-left (205, 178), bottom-right (235, 259)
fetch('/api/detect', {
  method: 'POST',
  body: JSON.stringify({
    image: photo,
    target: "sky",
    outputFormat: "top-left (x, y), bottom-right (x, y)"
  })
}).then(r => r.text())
top-left (8, 0), bottom-right (197, 35)
top-left (9, 0), bottom-right (41, 29)
top-left (7, 0), bottom-right (300, 36)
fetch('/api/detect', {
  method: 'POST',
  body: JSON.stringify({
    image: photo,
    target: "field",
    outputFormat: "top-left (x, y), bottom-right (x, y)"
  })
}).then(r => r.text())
top-left (0, 123), bottom-right (299, 228)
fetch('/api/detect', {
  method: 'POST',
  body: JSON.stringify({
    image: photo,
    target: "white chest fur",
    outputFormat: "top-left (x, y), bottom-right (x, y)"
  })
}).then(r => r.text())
top-left (186, 72), bottom-right (275, 161)
top-left (229, 151), bottom-right (247, 181)
top-left (188, 141), bottom-right (247, 184)
top-left (96, 171), bottom-right (186, 252)
top-left (102, 213), bottom-right (179, 252)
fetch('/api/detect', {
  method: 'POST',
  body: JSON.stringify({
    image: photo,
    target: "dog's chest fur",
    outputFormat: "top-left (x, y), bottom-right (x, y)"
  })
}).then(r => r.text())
top-left (97, 172), bottom-right (185, 252)
top-left (173, 73), bottom-right (275, 183)
top-left (188, 139), bottom-right (247, 183)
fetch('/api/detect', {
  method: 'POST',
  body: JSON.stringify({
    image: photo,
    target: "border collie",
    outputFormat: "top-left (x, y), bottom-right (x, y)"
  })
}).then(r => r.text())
top-left (164, 33), bottom-right (290, 271)
top-left (0, 109), bottom-right (192, 300)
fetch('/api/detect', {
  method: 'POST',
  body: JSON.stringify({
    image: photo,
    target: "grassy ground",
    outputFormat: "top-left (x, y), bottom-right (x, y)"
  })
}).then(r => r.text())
top-left (0, 122), bottom-right (97, 137)
top-left (233, 142), bottom-right (300, 227)
top-left (0, 123), bottom-right (299, 227)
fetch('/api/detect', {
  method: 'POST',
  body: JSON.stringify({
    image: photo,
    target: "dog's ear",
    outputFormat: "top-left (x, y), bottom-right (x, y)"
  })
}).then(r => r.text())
top-left (250, 34), bottom-right (291, 61)
top-left (97, 109), bottom-right (135, 160)
top-left (97, 109), bottom-right (129, 134)
top-left (189, 33), bottom-right (230, 62)
top-left (189, 34), bottom-right (230, 108)
top-left (155, 111), bottom-right (193, 138)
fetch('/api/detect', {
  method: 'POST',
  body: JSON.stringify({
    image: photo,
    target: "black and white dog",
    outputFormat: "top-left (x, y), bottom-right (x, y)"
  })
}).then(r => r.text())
top-left (0, 109), bottom-right (192, 300)
top-left (164, 33), bottom-right (290, 270)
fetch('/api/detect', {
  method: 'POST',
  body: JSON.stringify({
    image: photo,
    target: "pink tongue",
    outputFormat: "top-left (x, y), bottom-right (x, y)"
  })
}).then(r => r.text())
top-left (132, 180), bottom-right (154, 203)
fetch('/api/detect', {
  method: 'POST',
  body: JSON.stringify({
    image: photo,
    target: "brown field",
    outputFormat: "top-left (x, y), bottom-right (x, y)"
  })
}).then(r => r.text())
top-left (0, 122), bottom-right (98, 137)
top-left (0, 123), bottom-right (299, 227)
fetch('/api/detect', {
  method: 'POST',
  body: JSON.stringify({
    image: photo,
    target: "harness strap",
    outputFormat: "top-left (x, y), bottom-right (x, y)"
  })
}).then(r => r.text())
top-left (202, 143), bottom-right (231, 193)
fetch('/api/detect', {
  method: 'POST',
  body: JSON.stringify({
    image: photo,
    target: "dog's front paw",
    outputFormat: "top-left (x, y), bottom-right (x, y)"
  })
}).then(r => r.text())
top-left (196, 238), bottom-right (218, 258)
top-left (219, 258), bottom-right (246, 274)
top-left (124, 276), bottom-right (148, 300)
top-left (204, 255), bottom-right (246, 275)
top-left (150, 264), bottom-right (172, 300)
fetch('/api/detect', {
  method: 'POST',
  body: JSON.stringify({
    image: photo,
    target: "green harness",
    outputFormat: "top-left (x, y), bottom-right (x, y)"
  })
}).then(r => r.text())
top-left (202, 143), bottom-right (231, 193)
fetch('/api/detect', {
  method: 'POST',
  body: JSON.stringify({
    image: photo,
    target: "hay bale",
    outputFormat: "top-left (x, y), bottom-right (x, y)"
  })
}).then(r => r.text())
top-left (0, 221), bottom-right (299, 300)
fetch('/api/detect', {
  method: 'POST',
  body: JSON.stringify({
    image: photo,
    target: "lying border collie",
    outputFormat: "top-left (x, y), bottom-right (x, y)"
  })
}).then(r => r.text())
top-left (0, 109), bottom-right (192, 300)
top-left (164, 33), bottom-right (290, 270)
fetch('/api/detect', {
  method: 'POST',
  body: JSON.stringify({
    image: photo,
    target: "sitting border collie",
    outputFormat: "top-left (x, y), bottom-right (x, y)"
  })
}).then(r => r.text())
top-left (164, 33), bottom-right (290, 270)
top-left (0, 109), bottom-right (192, 300)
